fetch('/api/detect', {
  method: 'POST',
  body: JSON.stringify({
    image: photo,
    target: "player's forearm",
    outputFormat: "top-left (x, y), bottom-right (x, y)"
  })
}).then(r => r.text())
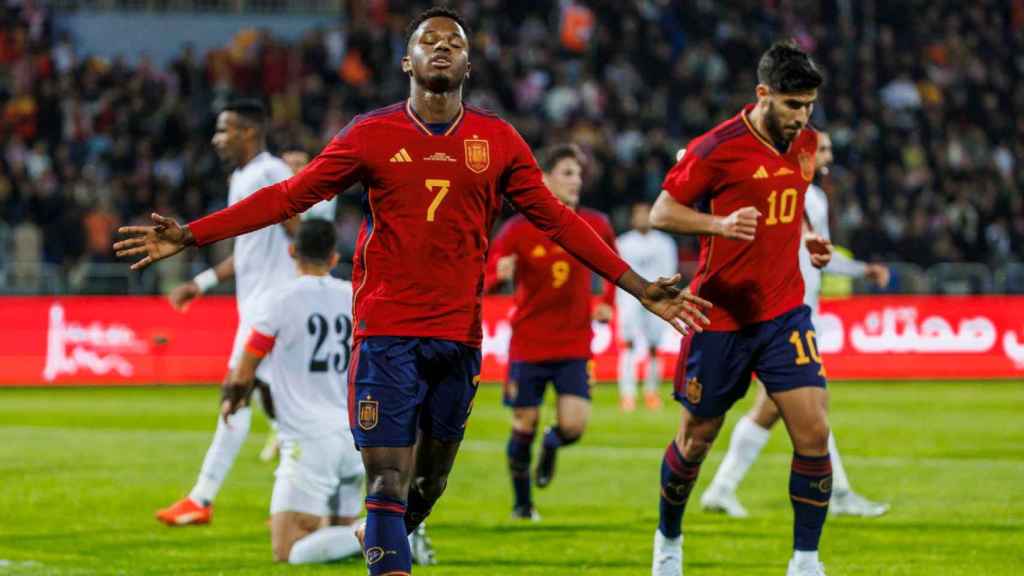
top-left (825, 251), bottom-right (867, 277)
top-left (650, 193), bottom-right (723, 237)
top-left (616, 269), bottom-right (650, 301)
top-left (188, 177), bottom-right (328, 247)
top-left (213, 256), bottom-right (234, 282)
top-left (235, 352), bottom-right (262, 384)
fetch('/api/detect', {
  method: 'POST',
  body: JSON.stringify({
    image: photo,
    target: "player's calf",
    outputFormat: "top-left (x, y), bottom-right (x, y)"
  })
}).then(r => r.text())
top-left (536, 425), bottom-right (581, 488)
top-left (789, 453), bottom-right (832, 571)
top-left (507, 429), bottom-right (535, 513)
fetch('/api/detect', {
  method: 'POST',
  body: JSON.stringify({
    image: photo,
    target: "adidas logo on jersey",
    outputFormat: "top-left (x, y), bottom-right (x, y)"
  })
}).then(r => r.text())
top-left (774, 166), bottom-right (795, 176)
top-left (753, 165), bottom-right (769, 179)
top-left (389, 148), bottom-right (413, 163)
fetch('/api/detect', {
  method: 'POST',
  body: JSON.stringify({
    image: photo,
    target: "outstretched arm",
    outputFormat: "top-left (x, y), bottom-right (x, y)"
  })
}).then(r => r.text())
top-left (115, 121), bottom-right (367, 269)
top-left (499, 131), bottom-right (710, 333)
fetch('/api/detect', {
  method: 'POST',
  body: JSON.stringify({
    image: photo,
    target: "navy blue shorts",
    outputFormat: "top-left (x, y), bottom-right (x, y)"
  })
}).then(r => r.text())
top-left (673, 305), bottom-right (827, 418)
top-left (348, 336), bottom-right (481, 448)
top-left (503, 358), bottom-right (592, 408)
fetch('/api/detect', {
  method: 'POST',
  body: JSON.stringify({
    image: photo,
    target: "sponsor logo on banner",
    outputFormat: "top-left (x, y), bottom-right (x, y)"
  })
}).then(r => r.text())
top-left (849, 307), bottom-right (997, 353)
top-left (43, 303), bottom-right (148, 381)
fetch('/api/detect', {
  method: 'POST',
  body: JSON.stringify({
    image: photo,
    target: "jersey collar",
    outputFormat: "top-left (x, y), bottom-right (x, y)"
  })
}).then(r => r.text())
top-left (405, 99), bottom-right (465, 137)
top-left (740, 103), bottom-right (789, 156)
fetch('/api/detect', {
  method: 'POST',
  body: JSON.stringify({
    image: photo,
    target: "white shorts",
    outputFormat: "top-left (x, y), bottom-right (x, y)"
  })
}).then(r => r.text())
top-left (228, 318), bottom-right (273, 383)
top-left (270, 431), bottom-right (365, 518)
top-left (617, 299), bottom-right (666, 349)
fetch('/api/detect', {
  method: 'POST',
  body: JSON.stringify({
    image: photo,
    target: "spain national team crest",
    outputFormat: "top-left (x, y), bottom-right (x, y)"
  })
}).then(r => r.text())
top-left (685, 377), bottom-right (702, 405)
top-left (358, 398), bottom-right (379, 431)
top-left (798, 151), bottom-right (815, 181)
top-left (464, 138), bottom-right (490, 174)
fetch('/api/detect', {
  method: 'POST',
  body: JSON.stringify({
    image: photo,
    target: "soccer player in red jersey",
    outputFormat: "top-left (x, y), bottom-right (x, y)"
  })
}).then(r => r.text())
top-left (484, 143), bottom-right (617, 520)
top-left (114, 8), bottom-right (710, 574)
top-left (647, 42), bottom-right (835, 576)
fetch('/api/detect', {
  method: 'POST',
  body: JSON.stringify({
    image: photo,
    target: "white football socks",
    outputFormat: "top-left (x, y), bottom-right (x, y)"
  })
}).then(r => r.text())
top-left (707, 415), bottom-right (771, 493)
top-left (288, 525), bottom-right (362, 564)
top-left (792, 549), bottom-right (820, 567)
top-left (644, 357), bottom-right (661, 393)
top-left (618, 348), bottom-right (638, 401)
top-left (189, 406), bottom-right (252, 505)
top-left (828, 432), bottom-right (850, 495)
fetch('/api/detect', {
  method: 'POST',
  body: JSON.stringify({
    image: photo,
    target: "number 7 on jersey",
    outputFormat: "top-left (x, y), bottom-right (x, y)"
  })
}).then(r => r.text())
top-left (425, 179), bottom-right (451, 222)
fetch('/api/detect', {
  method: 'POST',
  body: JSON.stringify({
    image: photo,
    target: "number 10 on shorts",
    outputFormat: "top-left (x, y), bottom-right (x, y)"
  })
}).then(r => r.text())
top-left (789, 330), bottom-right (825, 376)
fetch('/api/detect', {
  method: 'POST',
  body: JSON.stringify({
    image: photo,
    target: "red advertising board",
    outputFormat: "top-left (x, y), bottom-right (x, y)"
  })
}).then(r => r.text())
top-left (1, 296), bottom-right (1022, 385)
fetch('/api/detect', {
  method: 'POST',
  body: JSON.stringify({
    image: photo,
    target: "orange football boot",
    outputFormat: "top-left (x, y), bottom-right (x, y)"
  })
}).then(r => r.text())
top-left (155, 497), bottom-right (212, 526)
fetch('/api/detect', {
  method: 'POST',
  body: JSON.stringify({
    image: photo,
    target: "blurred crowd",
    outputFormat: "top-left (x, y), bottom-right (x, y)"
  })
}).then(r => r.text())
top-left (0, 0), bottom-right (1021, 292)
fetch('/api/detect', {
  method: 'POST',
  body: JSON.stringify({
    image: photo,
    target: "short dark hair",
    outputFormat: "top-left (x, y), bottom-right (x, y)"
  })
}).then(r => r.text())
top-left (756, 41), bottom-right (824, 93)
top-left (405, 6), bottom-right (470, 47)
top-left (222, 99), bottom-right (267, 128)
top-left (295, 219), bottom-right (336, 264)
top-left (538, 143), bottom-right (584, 174)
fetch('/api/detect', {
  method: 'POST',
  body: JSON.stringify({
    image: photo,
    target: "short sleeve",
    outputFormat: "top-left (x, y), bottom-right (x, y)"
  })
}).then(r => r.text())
top-left (661, 147), bottom-right (720, 206)
top-left (250, 293), bottom-right (282, 339)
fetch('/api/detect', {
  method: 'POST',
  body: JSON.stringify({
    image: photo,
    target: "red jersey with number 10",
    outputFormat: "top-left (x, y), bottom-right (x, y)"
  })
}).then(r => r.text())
top-left (187, 101), bottom-right (629, 347)
top-left (485, 210), bottom-right (618, 362)
top-left (662, 104), bottom-right (818, 330)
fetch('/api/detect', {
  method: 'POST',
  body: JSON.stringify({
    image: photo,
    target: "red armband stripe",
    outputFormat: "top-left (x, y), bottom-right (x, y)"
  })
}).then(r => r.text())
top-left (245, 330), bottom-right (276, 358)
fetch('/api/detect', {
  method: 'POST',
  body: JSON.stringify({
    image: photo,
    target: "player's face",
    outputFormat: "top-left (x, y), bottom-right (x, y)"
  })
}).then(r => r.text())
top-left (762, 89), bottom-right (817, 146)
top-left (211, 112), bottom-right (246, 166)
top-left (544, 157), bottom-right (583, 208)
top-left (814, 133), bottom-right (833, 174)
top-left (282, 150), bottom-right (310, 175)
top-left (403, 17), bottom-right (470, 93)
top-left (631, 203), bottom-right (652, 232)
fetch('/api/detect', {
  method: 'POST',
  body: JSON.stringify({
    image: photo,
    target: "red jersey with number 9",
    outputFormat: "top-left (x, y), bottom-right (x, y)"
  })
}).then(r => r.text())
top-left (187, 101), bottom-right (629, 346)
top-left (485, 210), bottom-right (618, 362)
top-left (662, 104), bottom-right (818, 330)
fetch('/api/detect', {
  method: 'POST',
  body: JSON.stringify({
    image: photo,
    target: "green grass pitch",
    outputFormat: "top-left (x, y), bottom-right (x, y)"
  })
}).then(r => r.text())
top-left (1, 381), bottom-right (1022, 575)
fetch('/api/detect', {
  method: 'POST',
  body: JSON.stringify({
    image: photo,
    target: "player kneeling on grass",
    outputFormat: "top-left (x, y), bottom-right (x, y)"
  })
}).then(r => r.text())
top-left (222, 219), bottom-right (364, 565)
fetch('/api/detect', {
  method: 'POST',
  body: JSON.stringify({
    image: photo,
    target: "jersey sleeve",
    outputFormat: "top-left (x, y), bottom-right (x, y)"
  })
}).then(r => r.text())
top-left (246, 295), bottom-right (282, 358)
top-left (661, 146), bottom-right (721, 206)
top-left (498, 126), bottom-right (629, 283)
top-left (484, 219), bottom-right (519, 294)
top-left (593, 215), bottom-right (620, 307)
top-left (188, 120), bottom-right (367, 246)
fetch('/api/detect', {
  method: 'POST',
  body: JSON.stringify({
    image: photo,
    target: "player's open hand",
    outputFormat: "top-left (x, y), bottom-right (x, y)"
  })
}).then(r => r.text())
top-left (804, 233), bottom-right (833, 268)
top-left (717, 206), bottom-right (761, 241)
top-left (114, 213), bottom-right (192, 271)
top-left (639, 274), bottom-right (712, 335)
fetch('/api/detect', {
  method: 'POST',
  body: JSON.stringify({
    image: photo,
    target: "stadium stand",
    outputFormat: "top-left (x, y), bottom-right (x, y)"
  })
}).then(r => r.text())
top-left (0, 0), bottom-right (1020, 293)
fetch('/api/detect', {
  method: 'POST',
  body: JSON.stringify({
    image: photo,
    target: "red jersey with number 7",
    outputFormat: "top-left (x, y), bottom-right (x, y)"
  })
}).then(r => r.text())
top-left (187, 101), bottom-right (629, 346)
top-left (485, 210), bottom-right (618, 362)
top-left (662, 104), bottom-right (818, 330)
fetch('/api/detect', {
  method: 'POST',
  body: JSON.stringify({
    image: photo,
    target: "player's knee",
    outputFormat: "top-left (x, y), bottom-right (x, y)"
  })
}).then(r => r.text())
top-left (415, 473), bottom-right (449, 502)
top-left (512, 410), bottom-right (540, 433)
top-left (366, 467), bottom-right (407, 501)
top-left (792, 421), bottom-right (830, 454)
top-left (272, 540), bottom-right (292, 563)
top-left (558, 421), bottom-right (585, 441)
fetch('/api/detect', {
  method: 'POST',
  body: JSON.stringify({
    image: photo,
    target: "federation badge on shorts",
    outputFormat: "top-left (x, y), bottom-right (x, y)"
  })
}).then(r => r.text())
top-left (358, 398), bottom-right (379, 431)
top-left (798, 150), bottom-right (815, 181)
top-left (685, 377), bottom-right (702, 405)
top-left (464, 138), bottom-right (490, 174)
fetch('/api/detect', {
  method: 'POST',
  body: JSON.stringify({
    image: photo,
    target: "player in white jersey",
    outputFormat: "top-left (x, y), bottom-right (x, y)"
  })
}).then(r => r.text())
top-left (700, 132), bottom-right (891, 518)
top-left (156, 101), bottom-right (332, 526)
top-left (616, 202), bottom-right (679, 412)
top-left (221, 219), bottom-right (363, 564)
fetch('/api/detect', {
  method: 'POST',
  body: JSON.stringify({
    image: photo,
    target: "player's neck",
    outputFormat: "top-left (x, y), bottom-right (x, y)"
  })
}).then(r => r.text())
top-left (746, 106), bottom-right (788, 152)
top-left (297, 265), bottom-right (331, 277)
top-left (409, 86), bottom-right (463, 124)
top-left (238, 145), bottom-right (264, 168)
